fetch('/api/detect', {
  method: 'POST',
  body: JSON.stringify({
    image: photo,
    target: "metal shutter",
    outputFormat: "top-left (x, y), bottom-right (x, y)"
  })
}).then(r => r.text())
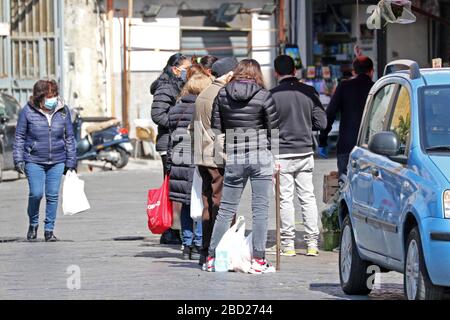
top-left (181, 30), bottom-right (250, 60)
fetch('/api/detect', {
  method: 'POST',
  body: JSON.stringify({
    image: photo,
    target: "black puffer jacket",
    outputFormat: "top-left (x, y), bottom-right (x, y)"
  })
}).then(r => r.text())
top-left (150, 73), bottom-right (185, 152)
top-left (167, 94), bottom-right (196, 205)
top-left (211, 80), bottom-right (279, 153)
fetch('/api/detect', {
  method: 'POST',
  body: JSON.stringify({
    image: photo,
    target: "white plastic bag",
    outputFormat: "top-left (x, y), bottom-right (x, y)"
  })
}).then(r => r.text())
top-left (367, 0), bottom-right (416, 29)
top-left (215, 216), bottom-right (246, 272)
top-left (230, 232), bottom-right (253, 273)
top-left (190, 167), bottom-right (203, 221)
top-left (62, 171), bottom-right (90, 215)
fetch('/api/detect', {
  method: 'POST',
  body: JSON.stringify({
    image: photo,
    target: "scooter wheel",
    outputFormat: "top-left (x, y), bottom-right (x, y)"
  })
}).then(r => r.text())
top-left (113, 148), bottom-right (129, 169)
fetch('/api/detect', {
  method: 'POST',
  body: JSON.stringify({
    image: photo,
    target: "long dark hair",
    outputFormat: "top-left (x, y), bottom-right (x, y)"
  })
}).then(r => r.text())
top-left (162, 53), bottom-right (188, 78)
top-left (200, 55), bottom-right (218, 71)
top-left (230, 59), bottom-right (265, 88)
top-left (30, 79), bottom-right (59, 107)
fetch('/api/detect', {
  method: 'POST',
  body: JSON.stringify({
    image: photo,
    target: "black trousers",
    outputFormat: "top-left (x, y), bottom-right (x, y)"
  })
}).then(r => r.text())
top-left (337, 153), bottom-right (350, 183)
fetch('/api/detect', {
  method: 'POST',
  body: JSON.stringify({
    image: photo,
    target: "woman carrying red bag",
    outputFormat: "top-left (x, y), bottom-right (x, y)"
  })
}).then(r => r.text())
top-left (147, 176), bottom-right (173, 235)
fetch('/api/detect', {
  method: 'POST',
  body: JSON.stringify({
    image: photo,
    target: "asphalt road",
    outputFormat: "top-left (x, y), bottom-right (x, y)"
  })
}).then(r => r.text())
top-left (0, 158), bottom-right (405, 300)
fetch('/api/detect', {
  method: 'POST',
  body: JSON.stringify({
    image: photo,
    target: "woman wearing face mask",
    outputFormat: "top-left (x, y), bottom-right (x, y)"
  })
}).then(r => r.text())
top-left (13, 79), bottom-right (77, 242)
top-left (150, 53), bottom-right (190, 245)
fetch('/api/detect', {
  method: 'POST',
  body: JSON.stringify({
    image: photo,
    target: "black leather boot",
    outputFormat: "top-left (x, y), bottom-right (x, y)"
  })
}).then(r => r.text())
top-left (44, 231), bottom-right (58, 242)
top-left (27, 225), bottom-right (38, 241)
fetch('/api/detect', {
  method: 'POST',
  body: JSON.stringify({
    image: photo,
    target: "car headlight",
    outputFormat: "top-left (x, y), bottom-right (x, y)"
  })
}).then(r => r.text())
top-left (444, 190), bottom-right (450, 219)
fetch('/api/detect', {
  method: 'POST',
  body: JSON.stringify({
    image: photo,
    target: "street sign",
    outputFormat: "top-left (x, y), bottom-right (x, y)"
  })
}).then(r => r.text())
top-left (0, 23), bottom-right (10, 36)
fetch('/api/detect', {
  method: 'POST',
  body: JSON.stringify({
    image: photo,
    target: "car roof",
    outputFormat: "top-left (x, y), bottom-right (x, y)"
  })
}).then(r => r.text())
top-left (384, 68), bottom-right (450, 87)
top-left (419, 68), bottom-right (450, 86)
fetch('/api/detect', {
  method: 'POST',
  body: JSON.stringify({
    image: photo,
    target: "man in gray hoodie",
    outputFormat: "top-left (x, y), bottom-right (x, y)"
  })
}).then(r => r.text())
top-left (269, 55), bottom-right (327, 257)
top-left (190, 57), bottom-right (237, 267)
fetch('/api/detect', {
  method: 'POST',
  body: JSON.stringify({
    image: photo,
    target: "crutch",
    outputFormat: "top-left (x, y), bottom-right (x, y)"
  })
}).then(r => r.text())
top-left (275, 163), bottom-right (281, 271)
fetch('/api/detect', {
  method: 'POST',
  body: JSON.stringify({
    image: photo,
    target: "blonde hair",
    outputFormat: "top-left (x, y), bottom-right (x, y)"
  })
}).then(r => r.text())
top-left (180, 72), bottom-right (212, 97)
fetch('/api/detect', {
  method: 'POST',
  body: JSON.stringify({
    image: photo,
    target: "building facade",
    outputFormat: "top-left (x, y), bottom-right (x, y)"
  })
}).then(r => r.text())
top-left (0, 0), bottom-right (107, 116)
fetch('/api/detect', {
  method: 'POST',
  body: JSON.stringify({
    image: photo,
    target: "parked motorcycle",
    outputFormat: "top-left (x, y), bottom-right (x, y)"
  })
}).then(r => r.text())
top-left (71, 107), bottom-right (133, 169)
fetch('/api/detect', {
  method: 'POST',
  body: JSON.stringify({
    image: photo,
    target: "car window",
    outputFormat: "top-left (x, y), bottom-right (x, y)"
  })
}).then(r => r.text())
top-left (421, 86), bottom-right (450, 150)
top-left (0, 94), bottom-right (20, 121)
top-left (363, 84), bottom-right (397, 146)
top-left (388, 86), bottom-right (411, 156)
top-left (0, 97), bottom-right (6, 119)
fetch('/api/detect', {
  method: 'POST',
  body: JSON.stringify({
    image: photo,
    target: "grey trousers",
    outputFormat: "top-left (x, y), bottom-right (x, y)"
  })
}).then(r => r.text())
top-left (208, 152), bottom-right (274, 259)
top-left (278, 155), bottom-right (319, 248)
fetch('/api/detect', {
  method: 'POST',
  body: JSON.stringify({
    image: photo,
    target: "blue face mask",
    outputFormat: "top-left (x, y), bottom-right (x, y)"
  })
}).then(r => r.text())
top-left (44, 97), bottom-right (58, 110)
top-left (179, 68), bottom-right (187, 82)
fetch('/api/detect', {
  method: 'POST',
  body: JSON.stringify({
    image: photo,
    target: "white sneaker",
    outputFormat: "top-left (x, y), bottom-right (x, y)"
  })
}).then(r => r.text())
top-left (248, 258), bottom-right (276, 274)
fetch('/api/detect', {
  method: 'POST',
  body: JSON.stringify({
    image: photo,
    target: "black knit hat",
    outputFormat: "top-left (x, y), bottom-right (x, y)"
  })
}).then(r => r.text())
top-left (211, 57), bottom-right (238, 77)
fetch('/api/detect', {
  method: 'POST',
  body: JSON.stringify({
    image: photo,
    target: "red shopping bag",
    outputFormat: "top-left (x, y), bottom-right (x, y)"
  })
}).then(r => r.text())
top-left (147, 176), bottom-right (173, 234)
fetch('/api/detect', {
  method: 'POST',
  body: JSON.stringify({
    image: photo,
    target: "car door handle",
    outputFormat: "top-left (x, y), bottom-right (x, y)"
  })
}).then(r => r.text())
top-left (371, 167), bottom-right (380, 177)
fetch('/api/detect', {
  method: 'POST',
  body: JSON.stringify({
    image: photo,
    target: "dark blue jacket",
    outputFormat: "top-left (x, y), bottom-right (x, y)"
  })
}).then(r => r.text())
top-left (167, 94), bottom-right (196, 205)
top-left (150, 73), bottom-right (185, 152)
top-left (13, 100), bottom-right (77, 168)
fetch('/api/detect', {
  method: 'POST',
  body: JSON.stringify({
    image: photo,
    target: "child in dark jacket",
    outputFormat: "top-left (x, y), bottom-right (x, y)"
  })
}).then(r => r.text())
top-left (167, 69), bottom-right (212, 260)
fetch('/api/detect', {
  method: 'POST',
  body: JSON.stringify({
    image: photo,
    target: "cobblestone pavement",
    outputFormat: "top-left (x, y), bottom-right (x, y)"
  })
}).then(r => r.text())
top-left (0, 158), bottom-right (407, 300)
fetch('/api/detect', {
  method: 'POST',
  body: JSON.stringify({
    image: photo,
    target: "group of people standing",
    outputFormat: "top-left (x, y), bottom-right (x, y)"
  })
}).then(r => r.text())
top-left (150, 52), bottom-right (348, 274)
top-left (10, 48), bottom-right (374, 277)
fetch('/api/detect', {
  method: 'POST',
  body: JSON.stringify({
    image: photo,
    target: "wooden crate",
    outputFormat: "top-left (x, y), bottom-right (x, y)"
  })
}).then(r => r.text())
top-left (323, 171), bottom-right (339, 203)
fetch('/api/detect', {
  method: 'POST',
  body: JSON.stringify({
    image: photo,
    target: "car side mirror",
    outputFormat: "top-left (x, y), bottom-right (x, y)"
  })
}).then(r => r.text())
top-left (368, 131), bottom-right (400, 157)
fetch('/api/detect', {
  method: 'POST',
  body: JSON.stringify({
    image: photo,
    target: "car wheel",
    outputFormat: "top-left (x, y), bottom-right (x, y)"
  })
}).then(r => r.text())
top-left (339, 216), bottom-right (372, 295)
top-left (404, 227), bottom-right (444, 300)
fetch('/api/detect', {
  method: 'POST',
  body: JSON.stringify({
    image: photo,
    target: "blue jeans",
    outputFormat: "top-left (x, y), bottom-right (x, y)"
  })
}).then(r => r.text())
top-left (180, 204), bottom-right (202, 247)
top-left (209, 151), bottom-right (274, 259)
top-left (25, 162), bottom-right (65, 231)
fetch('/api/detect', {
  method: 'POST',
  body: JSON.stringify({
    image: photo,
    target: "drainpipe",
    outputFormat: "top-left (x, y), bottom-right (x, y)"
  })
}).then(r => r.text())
top-left (107, 0), bottom-right (115, 118)
top-left (122, 10), bottom-right (128, 130)
top-left (125, 0), bottom-right (133, 131)
top-left (278, 0), bottom-right (286, 54)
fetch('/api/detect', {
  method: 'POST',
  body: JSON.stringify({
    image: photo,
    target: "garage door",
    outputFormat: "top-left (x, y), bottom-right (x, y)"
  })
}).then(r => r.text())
top-left (0, 0), bottom-right (62, 105)
top-left (181, 30), bottom-right (250, 60)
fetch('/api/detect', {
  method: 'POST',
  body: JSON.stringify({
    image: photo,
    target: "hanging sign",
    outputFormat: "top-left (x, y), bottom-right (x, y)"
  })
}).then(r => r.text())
top-left (0, 23), bottom-right (10, 36)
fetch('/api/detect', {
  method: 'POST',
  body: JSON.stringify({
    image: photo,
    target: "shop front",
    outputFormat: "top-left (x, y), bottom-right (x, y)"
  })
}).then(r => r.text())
top-left (298, 0), bottom-right (450, 105)
top-left (301, 0), bottom-right (381, 106)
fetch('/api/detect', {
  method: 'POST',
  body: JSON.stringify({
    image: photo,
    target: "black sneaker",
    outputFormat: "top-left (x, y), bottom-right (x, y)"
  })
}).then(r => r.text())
top-left (190, 246), bottom-right (201, 261)
top-left (182, 246), bottom-right (192, 260)
top-left (27, 225), bottom-right (38, 241)
top-left (160, 228), bottom-right (182, 245)
top-left (44, 231), bottom-right (58, 242)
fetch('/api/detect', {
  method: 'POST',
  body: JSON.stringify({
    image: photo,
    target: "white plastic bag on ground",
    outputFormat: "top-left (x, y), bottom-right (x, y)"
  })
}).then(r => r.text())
top-left (62, 171), bottom-right (90, 215)
top-left (190, 167), bottom-right (203, 221)
top-left (215, 216), bottom-right (246, 272)
top-left (230, 232), bottom-right (253, 273)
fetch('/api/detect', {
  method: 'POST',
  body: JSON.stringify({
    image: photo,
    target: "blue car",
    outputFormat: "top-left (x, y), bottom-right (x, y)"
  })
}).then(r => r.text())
top-left (339, 60), bottom-right (450, 300)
